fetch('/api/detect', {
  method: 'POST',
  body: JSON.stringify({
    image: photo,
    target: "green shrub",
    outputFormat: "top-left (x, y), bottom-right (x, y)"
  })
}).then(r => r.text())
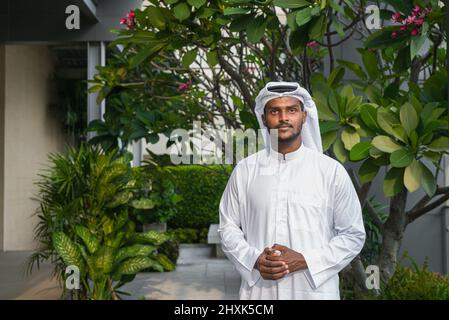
top-left (169, 227), bottom-right (210, 244)
top-left (163, 165), bottom-right (232, 229)
top-left (380, 255), bottom-right (449, 300)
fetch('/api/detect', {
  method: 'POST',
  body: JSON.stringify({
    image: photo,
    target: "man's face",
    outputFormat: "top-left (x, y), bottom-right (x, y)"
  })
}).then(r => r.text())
top-left (261, 96), bottom-right (307, 143)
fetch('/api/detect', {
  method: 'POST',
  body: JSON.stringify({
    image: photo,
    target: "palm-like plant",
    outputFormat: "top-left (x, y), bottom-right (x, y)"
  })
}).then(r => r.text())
top-left (27, 144), bottom-right (173, 299)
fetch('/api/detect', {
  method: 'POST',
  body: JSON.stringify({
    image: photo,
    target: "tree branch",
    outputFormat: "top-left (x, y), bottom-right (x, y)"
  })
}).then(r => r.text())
top-left (347, 168), bottom-right (384, 231)
top-left (216, 48), bottom-right (255, 113)
top-left (407, 191), bottom-right (449, 224)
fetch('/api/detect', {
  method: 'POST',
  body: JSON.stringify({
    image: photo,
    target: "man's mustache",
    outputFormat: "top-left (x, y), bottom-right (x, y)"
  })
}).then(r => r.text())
top-left (275, 123), bottom-right (293, 128)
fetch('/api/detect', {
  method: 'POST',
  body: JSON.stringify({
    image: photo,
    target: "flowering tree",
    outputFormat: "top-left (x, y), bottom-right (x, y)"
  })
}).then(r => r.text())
top-left (90, 0), bottom-right (448, 297)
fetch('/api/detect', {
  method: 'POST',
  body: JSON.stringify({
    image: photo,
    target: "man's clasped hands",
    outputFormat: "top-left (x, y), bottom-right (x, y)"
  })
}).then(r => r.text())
top-left (255, 244), bottom-right (308, 280)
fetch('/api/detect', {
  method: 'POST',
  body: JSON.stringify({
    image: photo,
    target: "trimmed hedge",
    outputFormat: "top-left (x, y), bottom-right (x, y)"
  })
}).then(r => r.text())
top-left (164, 165), bottom-right (232, 229)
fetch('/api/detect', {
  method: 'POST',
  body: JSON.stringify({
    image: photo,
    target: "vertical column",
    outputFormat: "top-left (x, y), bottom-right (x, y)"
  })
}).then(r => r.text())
top-left (132, 139), bottom-right (142, 167)
top-left (443, 155), bottom-right (449, 276)
top-left (87, 41), bottom-right (106, 141)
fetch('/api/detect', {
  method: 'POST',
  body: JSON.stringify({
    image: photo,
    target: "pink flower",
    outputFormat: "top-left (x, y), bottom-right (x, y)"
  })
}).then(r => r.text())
top-left (176, 80), bottom-right (192, 92)
top-left (121, 10), bottom-right (136, 30)
top-left (306, 41), bottom-right (318, 49)
top-left (391, 32), bottom-right (398, 38)
top-left (415, 18), bottom-right (424, 26)
top-left (391, 11), bottom-right (401, 22)
top-left (410, 29), bottom-right (419, 36)
top-left (405, 15), bottom-right (416, 24)
top-left (400, 25), bottom-right (407, 31)
top-left (412, 5), bottom-right (421, 14)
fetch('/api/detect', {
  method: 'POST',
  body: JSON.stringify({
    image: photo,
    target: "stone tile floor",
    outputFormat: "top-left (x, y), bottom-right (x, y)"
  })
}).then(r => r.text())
top-left (0, 246), bottom-right (241, 300)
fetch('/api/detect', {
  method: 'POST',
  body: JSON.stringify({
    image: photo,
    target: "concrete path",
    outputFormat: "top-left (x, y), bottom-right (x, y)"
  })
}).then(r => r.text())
top-left (122, 244), bottom-right (241, 300)
top-left (0, 245), bottom-right (241, 300)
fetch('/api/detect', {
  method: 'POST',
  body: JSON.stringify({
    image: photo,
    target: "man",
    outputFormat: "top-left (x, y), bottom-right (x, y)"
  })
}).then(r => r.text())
top-left (218, 81), bottom-right (366, 300)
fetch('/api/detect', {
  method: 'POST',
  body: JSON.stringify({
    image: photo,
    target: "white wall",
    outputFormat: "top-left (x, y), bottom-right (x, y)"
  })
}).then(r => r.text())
top-left (0, 45), bottom-right (66, 251)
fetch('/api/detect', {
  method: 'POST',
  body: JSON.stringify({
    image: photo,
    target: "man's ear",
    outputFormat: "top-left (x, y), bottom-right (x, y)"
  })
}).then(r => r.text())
top-left (261, 114), bottom-right (267, 126)
top-left (302, 110), bottom-right (307, 123)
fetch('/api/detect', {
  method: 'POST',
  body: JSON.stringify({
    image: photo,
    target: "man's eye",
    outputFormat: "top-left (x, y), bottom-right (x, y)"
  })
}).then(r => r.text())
top-left (270, 110), bottom-right (278, 114)
top-left (289, 108), bottom-right (298, 113)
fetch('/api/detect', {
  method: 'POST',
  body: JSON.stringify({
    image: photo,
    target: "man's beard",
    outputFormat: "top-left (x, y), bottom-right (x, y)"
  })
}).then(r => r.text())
top-left (269, 122), bottom-right (303, 144)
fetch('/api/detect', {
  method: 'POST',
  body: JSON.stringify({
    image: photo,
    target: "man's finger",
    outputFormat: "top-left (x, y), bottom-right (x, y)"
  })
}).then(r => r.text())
top-left (260, 265), bottom-right (289, 274)
top-left (265, 254), bottom-right (283, 261)
top-left (261, 269), bottom-right (289, 280)
top-left (260, 258), bottom-right (285, 268)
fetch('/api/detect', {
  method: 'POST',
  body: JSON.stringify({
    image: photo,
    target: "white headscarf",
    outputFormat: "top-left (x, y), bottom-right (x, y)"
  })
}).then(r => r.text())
top-left (254, 81), bottom-right (323, 153)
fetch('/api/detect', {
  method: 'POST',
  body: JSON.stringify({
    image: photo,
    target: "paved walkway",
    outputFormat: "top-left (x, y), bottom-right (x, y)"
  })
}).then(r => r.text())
top-left (0, 246), bottom-right (241, 300)
top-left (0, 251), bottom-right (61, 300)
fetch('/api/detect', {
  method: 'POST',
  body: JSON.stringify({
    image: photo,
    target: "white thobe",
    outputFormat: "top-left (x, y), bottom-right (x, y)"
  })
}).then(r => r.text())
top-left (218, 144), bottom-right (366, 300)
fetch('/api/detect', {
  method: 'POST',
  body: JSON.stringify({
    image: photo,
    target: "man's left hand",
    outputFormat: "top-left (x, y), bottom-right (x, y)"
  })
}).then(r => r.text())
top-left (266, 244), bottom-right (308, 274)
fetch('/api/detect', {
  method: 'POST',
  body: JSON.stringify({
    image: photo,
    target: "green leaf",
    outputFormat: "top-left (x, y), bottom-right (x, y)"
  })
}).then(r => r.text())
top-left (230, 14), bottom-right (251, 31)
top-left (273, 0), bottom-right (311, 8)
top-left (393, 45), bottom-right (411, 73)
top-left (116, 244), bottom-right (157, 263)
top-left (404, 159), bottom-right (421, 192)
top-left (349, 141), bottom-right (372, 161)
top-left (113, 257), bottom-right (156, 278)
top-left (130, 42), bottom-right (167, 68)
top-left (308, 15), bottom-right (326, 40)
top-left (106, 191), bottom-right (133, 208)
top-left (377, 108), bottom-right (399, 136)
top-left (419, 161), bottom-right (436, 197)
top-left (224, 7), bottom-right (250, 15)
top-left (410, 34), bottom-right (426, 60)
top-left (187, 0), bottom-right (206, 8)
top-left (360, 103), bottom-right (378, 130)
top-left (365, 27), bottom-right (406, 49)
top-left (206, 50), bottom-right (218, 67)
top-left (154, 253), bottom-right (176, 271)
top-left (134, 230), bottom-right (170, 245)
top-left (383, 167), bottom-right (404, 197)
top-left (333, 136), bottom-right (348, 163)
top-left (399, 102), bottom-right (418, 136)
top-left (147, 7), bottom-right (166, 30)
top-left (296, 7), bottom-right (313, 27)
top-left (131, 198), bottom-right (156, 209)
top-left (319, 121), bottom-right (340, 135)
top-left (181, 49), bottom-right (198, 68)
top-left (390, 149), bottom-right (414, 168)
top-left (337, 60), bottom-right (367, 80)
top-left (328, 66), bottom-right (345, 88)
top-left (173, 2), bottom-right (190, 21)
top-left (246, 16), bottom-right (268, 43)
top-left (332, 19), bottom-right (345, 37)
top-left (52, 232), bottom-right (84, 271)
top-left (427, 136), bottom-right (449, 151)
top-left (362, 50), bottom-right (380, 80)
top-left (372, 135), bottom-right (402, 153)
top-left (383, 0), bottom-right (412, 14)
top-left (322, 130), bottom-right (338, 152)
top-left (75, 226), bottom-right (100, 255)
top-left (94, 246), bottom-right (115, 274)
top-left (359, 159), bottom-right (379, 184)
top-left (341, 127), bottom-right (360, 150)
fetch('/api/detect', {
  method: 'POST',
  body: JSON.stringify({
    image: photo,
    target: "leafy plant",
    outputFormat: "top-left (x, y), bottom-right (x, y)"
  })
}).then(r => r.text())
top-left (380, 254), bottom-right (449, 300)
top-left (27, 144), bottom-right (172, 299)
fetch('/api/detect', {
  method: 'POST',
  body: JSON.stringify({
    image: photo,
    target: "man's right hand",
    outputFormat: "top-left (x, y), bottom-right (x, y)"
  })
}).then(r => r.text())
top-left (255, 247), bottom-right (289, 280)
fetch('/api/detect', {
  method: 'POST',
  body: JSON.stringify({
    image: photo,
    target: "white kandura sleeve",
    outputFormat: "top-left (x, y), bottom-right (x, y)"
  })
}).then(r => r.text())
top-left (301, 164), bottom-right (366, 290)
top-left (217, 164), bottom-right (262, 287)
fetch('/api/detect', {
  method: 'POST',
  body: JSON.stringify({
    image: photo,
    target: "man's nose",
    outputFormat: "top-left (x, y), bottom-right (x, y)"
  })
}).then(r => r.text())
top-left (278, 110), bottom-right (289, 122)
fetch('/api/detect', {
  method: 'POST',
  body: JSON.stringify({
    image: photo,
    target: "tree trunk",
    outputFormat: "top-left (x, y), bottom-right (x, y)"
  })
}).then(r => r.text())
top-left (378, 188), bottom-right (408, 284)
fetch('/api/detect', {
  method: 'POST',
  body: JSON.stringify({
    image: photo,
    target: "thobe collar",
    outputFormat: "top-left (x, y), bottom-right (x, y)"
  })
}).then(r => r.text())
top-left (268, 142), bottom-right (306, 161)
